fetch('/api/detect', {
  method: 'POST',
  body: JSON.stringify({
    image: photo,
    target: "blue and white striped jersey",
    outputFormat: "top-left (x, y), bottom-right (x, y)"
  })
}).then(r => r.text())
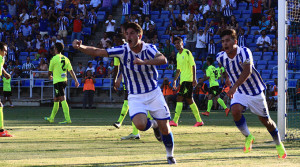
top-left (122, 1), bottom-right (131, 15)
top-left (106, 42), bottom-right (160, 95)
top-left (216, 46), bottom-right (266, 96)
top-left (142, 0), bottom-right (151, 15)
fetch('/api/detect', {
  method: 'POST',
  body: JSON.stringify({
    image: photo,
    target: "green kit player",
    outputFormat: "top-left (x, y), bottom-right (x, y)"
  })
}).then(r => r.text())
top-left (201, 57), bottom-right (230, 117)
top-left (44, 42), bottom-right (79, 124)
top-left (169, 37), bottom-right (204, 127)
top-left (3, 76), bottom-right (13, 107)
top-left (0, 42), bottom-right (13, 137)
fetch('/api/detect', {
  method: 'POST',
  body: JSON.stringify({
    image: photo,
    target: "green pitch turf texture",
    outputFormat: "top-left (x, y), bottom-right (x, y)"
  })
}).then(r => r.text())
top-left (0, 107), bottom-right (299, 167)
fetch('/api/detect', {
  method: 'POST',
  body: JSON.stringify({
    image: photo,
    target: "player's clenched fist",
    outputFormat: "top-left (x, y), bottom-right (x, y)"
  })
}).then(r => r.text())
top-left (72, 40), bottom-right (82, 49)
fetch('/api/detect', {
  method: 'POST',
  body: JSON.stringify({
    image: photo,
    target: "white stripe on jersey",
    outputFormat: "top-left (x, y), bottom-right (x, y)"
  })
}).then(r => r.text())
top-left (216, 45), bottom-right (266, 96)
top-left (122, 2), bottom-right (131, 15)
top-left (106, 42), bottom-right (160, 95)
top-left (58, 16), bottom-right (68, 30)
top-left (288, 52), bottom-right (296, 64)
top-left (223, 4), bottom-right (232, 17)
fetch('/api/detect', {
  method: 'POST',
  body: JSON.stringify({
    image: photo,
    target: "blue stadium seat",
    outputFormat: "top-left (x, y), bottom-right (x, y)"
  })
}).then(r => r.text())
top-left (97, 14), bottom-right (105, 22)
top-left (164, 70), bottom-right (173, 75)
top-left (22, 80), bottom-right (30, 87)
top-left (262, 55), bottom-right (272, 61)
top-left (161, 35), bottom-right (170, 40)
top-left (151, 14), bottom-right (159, 20)
top-left (71, 79), bottom-right (82, 87)
top-left (261, 73), bottom-right (270, 79)
top-left (150, 11), bottom-right (160, 15)
top-left (268, 60), bottom-right (277, 65)
top-left (173, 10), bottom-right (180, 14)
top-left (288, 73), bottom-right (294, 79)
top-left (82, 27), bottom-right (91, 36)
top-left (257, 60), bottom-right (268, 65)
top-left (268, 64), bottom-right (277, 69)
top-left (160, 64), bottom-right (168, 69)
top-left (261, 69), bottom-right (272, 75)
top-left (233, 10), bottom-right (241, 17)
top-left (257, 65), bottom-right (266, 70)
top-left (164, 73), bottom-right (172, 79)
top-left (157, 27), bottom-right (166, 31)
top-left (20, 52), bottom-right (29, 57)
top-left (294, 74), bottom-right (300, 79)
top-left (94, 78), bottom-right (103, 87)
top-left (263, 52), bottom-right (273, 57)
top-left (35, 79), bottom-right (44, 86)
top-left (288, 80), bottom-right (297, 88)
top-left (253, 52), bottom-right (263, 57)
top-left (102, 82), bottom-right (111, 90)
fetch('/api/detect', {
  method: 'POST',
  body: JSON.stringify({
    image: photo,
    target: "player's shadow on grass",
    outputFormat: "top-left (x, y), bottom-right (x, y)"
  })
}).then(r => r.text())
top-left (29, 159), bottom-right (169, 167)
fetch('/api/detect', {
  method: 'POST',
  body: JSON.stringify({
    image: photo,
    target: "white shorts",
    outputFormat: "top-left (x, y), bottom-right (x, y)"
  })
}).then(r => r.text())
top-left (128, 87), bottom-right (171, 120)
top-left (230, 92), bottom-right (269, 117)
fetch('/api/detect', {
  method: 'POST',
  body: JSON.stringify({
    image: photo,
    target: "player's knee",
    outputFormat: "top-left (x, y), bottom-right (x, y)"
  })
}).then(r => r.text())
top-left (134, 122), bottom-right (146, 131)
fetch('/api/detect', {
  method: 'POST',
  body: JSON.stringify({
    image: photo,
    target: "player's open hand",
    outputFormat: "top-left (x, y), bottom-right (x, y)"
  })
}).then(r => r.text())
top-left (192, 79), bottom-right (197, 87)
top-left (72, 40), bottom-right (82, 50)
top-left (75, 81), bottom-right (80, 88)
top-left (49, 76), bottom-right (53, 80)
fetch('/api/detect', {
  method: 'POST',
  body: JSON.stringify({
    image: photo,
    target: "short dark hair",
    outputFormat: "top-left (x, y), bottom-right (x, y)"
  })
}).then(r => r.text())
top-left (207, 57), bottom-right (214, 65)
top-left (54, 42), bottom-right (64, 53)
top-left (220, 29), bottom-right (237, 41)
top-left (125, 22), bottom-right (143, 36)
top-left (173, 37), bottom-right (183, 44)
top-left (0, 42), bottom-right (7, 51)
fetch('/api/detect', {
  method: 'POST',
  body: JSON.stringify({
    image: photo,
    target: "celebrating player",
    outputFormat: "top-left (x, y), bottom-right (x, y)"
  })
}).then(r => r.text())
top-left (72, 22), bottom-right (176, 164)
top-left (169, 37), bottom-right (204, 127)
top-left (44, 43), bottom-right (79, 124)
top-left (216, 29), bottom-right (287, 158)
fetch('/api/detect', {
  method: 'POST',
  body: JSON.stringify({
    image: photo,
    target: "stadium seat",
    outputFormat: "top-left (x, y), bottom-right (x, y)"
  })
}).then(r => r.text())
top-left (22, 80), bottom-right (30, 87)
top-left (288, 80), bottom-right (297, 88)
top-left (94, 78), bottom-right (103, 87)
top-left (257, 65), bottom-right (266, 70)
top-left (268, 64), bottom-right (277, 69)
top-left (35, 79), bottom-right (44, 86)
top-left (157, 27), bottom-right (166, 31)
top-left (164, 73), bottom-right (172, 79)
top-left (151, 14), bottom-right (159, 20)
top-left (261, 73), bottom-right (270, 79)
top-left (20, 52), bottom-right (29, 57)
top-left (288, 73), bottom-right (294, 79)
top-left (82, 27), bottom-right (91, 36)
top-left (253, 52), bottom-right (263, 57)
top-left (97, 14), bottom-right (105, 22)
top-left (161, 35), bottom-right (170, 40)
top-left (294, 74), bottom-right (300, 79)
top-left (262, 55), bottom-right (272, 61)
top-left (257, 60), bottom-right (268, 65)
top-left (150, 11), bottom-right (160, 15)
top-left (160, 64), bottom-right (168, 69)
top-left (164, 70), bottom-right (173, 75)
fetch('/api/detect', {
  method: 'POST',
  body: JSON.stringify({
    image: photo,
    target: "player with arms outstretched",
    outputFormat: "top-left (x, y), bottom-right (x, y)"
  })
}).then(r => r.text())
top-left (217, 29), bottom-right (287, 158)
top-left (44, 42), bottom-right (79, 124)
top-left (72, 22), bottom-right (176, 164)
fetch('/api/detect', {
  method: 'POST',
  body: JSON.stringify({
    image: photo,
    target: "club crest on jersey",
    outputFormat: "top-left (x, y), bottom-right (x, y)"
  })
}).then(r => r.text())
top-left (127, 59), bottom-right (131, 63)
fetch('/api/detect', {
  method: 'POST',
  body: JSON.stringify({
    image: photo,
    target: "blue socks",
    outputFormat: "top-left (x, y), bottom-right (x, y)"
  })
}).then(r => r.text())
top-left (234, 115), bottom-right (250, 137)
top-left (162, 132), bottom-right (174, 158)
top-left (269, 128), bottom-right (281, 145)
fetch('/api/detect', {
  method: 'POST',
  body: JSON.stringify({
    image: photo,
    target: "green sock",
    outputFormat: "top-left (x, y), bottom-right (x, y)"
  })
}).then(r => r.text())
top-left (207, 100), bottom-right (213, 112)
top-left (61, 100), bottom-right (71, 122)
top-left (190, 102), bottom-right (202, 122)
top-left (173, 102), bottom-right (183, 123)
top-left (117, 100), bottom-right (129, 124)
top-left (132, 122), bottom-right (139, 135)
top-left (0, 107), bottom-right (3, 129)
top-left (217, 98), bottom-right (227, 109)
top-left (50, 102), bottom-right (59, 120)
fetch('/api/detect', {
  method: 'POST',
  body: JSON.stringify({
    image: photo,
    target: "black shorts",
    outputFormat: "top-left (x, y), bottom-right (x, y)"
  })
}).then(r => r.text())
top-left (3, 91), bottom-right (12, 97)
top-left (54, 81), bottom-right (67, 97)
top-left (209, 86), bottom-right (221, 96)
top-left (178, 81), bottom-right (193, 98)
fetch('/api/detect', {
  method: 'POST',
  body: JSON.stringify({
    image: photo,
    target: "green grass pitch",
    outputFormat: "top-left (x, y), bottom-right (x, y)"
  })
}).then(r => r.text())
top-left (0, 107), bottom-right (299, 167)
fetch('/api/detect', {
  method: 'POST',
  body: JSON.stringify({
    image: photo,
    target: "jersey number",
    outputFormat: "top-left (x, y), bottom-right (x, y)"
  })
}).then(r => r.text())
top-left (61, 60), bottom-right (66, 71)
top-left (213, 70), bottom-right (218, 78)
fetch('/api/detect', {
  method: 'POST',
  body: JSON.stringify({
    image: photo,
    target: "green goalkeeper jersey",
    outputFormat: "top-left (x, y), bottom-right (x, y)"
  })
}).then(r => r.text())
top-left (49, 54), bottom-right (72, 84)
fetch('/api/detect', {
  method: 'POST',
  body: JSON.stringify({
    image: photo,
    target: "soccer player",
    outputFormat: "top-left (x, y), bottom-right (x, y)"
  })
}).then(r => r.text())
top-left (216, 29), bottom-right (287, 158)
top-left (72, 22), bottom-right (176, 164)
top-left (200, 57), bottom-right (230, 117)
top-left (2, 75), bottom-right (14, 108)
top-left (0, 42), bottom-right (13, 137)
top-left (169, 37), bottom-right (204, 127)
top-left (44, 43), bottom-right (79, 124)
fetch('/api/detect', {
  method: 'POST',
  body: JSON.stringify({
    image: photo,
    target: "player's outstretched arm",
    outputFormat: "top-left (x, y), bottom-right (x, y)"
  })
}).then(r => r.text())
top-left (69, 69), bottom-right (80, 88)
top-left (72, 40), bottom-right (109, 58)
top-left (172, 69), bottom-right (180, 89)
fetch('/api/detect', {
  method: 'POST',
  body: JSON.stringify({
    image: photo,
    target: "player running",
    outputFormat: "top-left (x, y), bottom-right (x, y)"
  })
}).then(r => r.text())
top-left (72, 22), bottom-right (176, 164)
top-left (217, 29), bottom-right (287, 158)
top-left (200, 57), bottom-right (230, 116)
top-left (44, 42), bottom-right (79, 124)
